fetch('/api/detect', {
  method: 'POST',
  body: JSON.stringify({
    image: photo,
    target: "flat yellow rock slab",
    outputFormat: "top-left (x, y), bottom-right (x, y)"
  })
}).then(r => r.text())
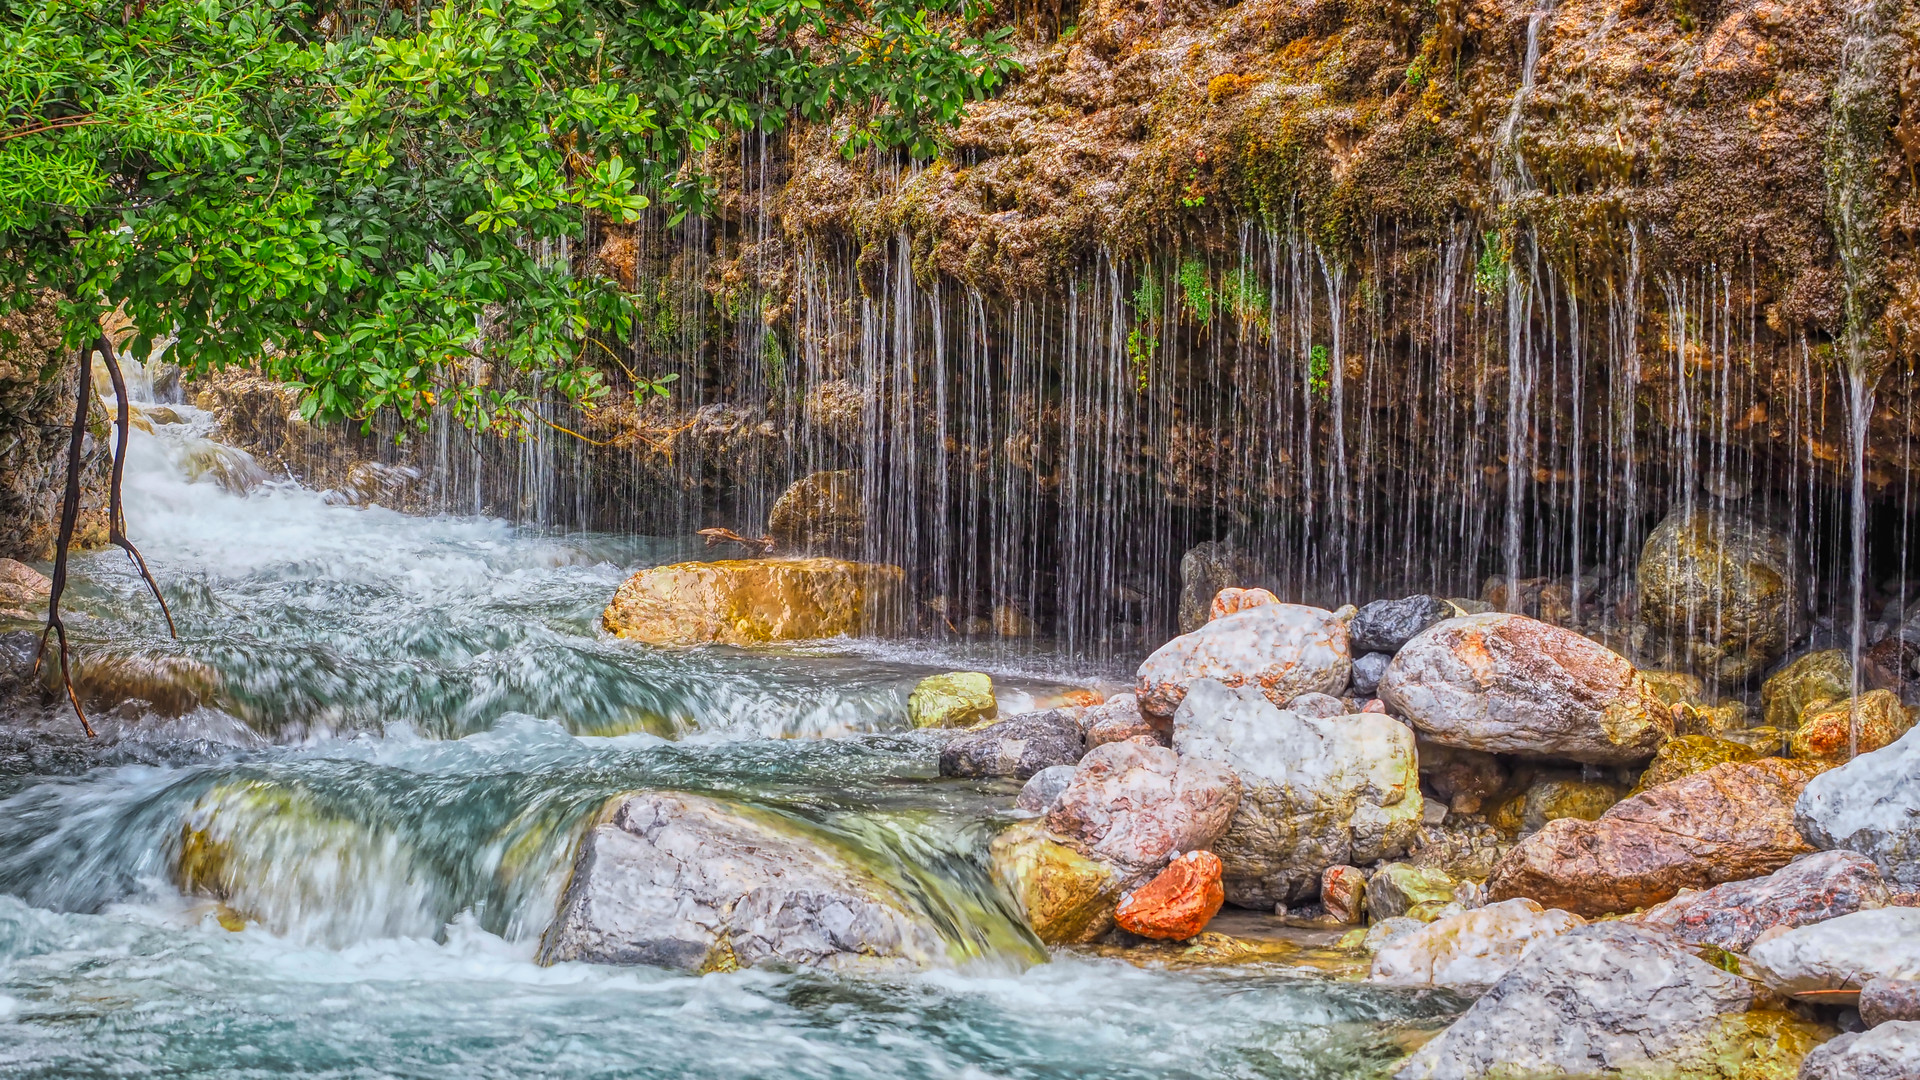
top-left (602, 558), bottom-right (903, 646)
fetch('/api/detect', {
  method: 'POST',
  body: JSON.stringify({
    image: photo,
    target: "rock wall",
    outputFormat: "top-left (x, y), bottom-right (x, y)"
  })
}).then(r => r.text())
top-left (0, 293), bottom-right (109, 563)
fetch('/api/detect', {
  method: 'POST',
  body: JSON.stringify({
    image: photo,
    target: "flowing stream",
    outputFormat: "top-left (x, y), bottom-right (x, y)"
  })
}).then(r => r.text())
top-left (0, 407), bottom-right (1461, 1078)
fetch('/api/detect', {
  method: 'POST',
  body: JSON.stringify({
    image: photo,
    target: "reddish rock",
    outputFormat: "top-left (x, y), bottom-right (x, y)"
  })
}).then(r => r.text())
top-left (1862, 979), bottom-right (1920, 1028)
top-left (1209, 586), bottom-right (1279, 621)
top-left (1081, 694), bottom-right (1165, 749)
top-left (1136, 602), bottom-right (1351, 719)
top-left (1792, 690), bottom-right (1915, 762)
top-left (1115, 850), bottom-right (1225, 940)
top-left (1627, 849), bottom-right (1890, 952)
top-left (1485, 758), bottom-right (1827, 917)
top-left (1046, 739), bottom-right (1240, 877)
top-left (1323, 864), bottom-right (1365, 924)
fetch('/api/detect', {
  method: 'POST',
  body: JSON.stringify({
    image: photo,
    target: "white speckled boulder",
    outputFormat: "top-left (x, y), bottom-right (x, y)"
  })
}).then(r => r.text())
top-left (1798, 725), bottom-right (1920, 890)
top-left (1370, 898), bottom-right (1584, 991)
top-left (1747, 907), bottom-right (1920, 998)
top-left (1136, 603), bottom-right (1351, 719)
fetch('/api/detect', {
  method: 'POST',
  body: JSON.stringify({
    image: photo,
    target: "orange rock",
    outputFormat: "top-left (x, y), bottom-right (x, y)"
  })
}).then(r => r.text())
top-left (1209, 587), bottom-right (1280, 621)
top-left (1115, 850), bottom-right (1225, 940)
top-left (1323, 864), bottom-right (1366, 924)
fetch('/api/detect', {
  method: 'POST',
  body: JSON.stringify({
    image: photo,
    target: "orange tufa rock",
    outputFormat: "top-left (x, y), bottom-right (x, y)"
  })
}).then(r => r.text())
top-left (1115, 850), bottom-right (1225, 940)
top-left (1209, 586), bottom-right (1280, 622)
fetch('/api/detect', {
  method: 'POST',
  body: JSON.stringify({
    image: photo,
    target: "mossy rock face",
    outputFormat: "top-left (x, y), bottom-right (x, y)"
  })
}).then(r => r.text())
top-left (601, 558), bottom-right (903, 647)
top-left (1643, 670), bottom-right (1708, 707)
top-left (1792, 690), bottom-right (1915, 762)
top-left (1637, 511), bottom-right (1793, 685)
top-left (907, 671), bottom-right (997, 728)
top-left (1367, 863), bottom-right (1458, 920)
top-left (1633, 735), bottom-right (1767, 795)
top-left (1492, 772), bottom-right (1629, 835)
top-left (1762, 650), bottom-right (1854, 730)
top-left (988, 820), bottom-right (1124, 945)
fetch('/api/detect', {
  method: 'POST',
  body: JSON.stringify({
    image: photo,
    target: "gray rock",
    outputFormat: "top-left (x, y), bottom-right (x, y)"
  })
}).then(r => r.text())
top-left (1798, 1021), bottom-right (1920, 1080)
top-left (1177, 542), bottom-right (1269, 634)
top-left (1016, 765), bottom-right (1078, 813)
top-left (1862, 979), bottom-right (1920, 1028)
top-left (1350, 595), bottom-right (1454, 655)
top-left (1798, 726), bottom-right (1920, 890)
top-left (1394, 923), bottom-right (1754, 1080)
top-left (540, 791), bottom-right (945, 973)
top-left (938, 709), bottom-right (1085, 779)
top-left (1748, 908), bottom-right (1920, 998)
top-left (1351, 651), bottom-right (1392, 696)
top-left (1628, 850), bottom-right (1890, 953)
top-left (1284, 691), bottom-right (1348, 718)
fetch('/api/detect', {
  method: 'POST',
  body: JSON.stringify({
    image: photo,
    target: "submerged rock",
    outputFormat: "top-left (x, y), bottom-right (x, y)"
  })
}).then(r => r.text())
top-left (1114, 850), bottom-right (1224, 940)
top-left (1045, 739), bottom-right (1239, 877)
top-left (1369, 898), bottom-right (1583, 991)
top-left (1173, 679), bottom-right (1421, 907)
top-left (767, 469), bottom-right (865, 556)
top-left (1797, 726), bottom-right (1920, 890)
top-left (1348, 595), bottom-right (1453, 655)
top-left (1627, 849), bottom-right (1890, 953)
top-left (1393, 923), bottom-right (1754, 1080)
top-left (1137, 602), bottom-right (1352, 719)
top-left (1378, 613), bottom-right (1670, 764)
top-left (1764, 649), bottom-right (1855, 729)
top-left (989, 820), bottom-right (1124, 945)
top-left (1177, 543), bottom-right (1269, 633)
top-left (1747, 908), bottom-right (1920, 998)
top-left (1792, 690), bottom-right (1915, 762)
top-left (602, 558), bottom-right (902, 646)
top-left (1485, 758), bottom-right (1826, 916)
top-left (938, 709), bottom-right (1084, 780)
top-left (541, 791), bottom-right (946, 973)
top-left (907, 672), bottom-right (996, 729)
top-left (1798, 1022), bottom-right (1920, 1080)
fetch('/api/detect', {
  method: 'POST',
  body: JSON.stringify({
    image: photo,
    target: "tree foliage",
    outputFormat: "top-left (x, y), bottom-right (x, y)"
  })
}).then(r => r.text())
top-left (0, 0), bottom-right (1013, 431)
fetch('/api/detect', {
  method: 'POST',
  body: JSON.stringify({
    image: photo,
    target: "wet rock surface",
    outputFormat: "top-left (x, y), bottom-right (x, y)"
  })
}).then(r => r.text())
top-left (1636, 510), bottom-right (1793, 684)
top-left (1044, 739), bottom-right (1239, 877)
top-left (1632, 733), bottom-right (1767, 793)
top-left (988, 820), bottom-right (1124, 945)
top-left (1348, 596), bottom-right (1453, 656)
top-left (1792, 689), bottom-right (1915, 762)
top-left (907, 672), bottom-right (996, 729)
top-left (1366, 863), bottom-right (1458, 922)
top-left (1627, 850), bottom-right (1890, 953)
top-left (1747, 908), bottom-right (1920, 998)
top-left (1177, 544), bottom-right (1269, 634)
top-left (766, 469), bottom-right (865, 556)
top-left (1015, 765), bottom-right (1077, 813)
top-left (1379, 613), bottom-right (1670, 764)
top-left (1486, 758), bottom-right (1827, 916)
top-left (1765, 650), bottom-right (1856, 730)
top-left (1369, 898), bottom-right (1583, 992)
top-left (1797, 726), bottom-right (1920, 890)
top-left (1137, 603), bottom-right (1352, 719)
top-left (938, 709), bottom-right (1085, 780)
top-left (1114, 850), bottom-right (1224, 940)
top-left (602, 558), bottom-right (902, 646)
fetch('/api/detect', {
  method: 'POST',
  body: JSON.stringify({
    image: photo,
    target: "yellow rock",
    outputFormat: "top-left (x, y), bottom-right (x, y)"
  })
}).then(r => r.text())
top-left (1643, 670), bottom-right (1707, 706)
top-left (988, 820), bottom-right (1123, 945)
top-left (1761, 650), bottom-right (1852, 730)
top-left (1792, 690), bottom-right (1915, 762)
top-left (601, 558), bottom-right (903, 646)
top-left (1689, 1009), bottom-right (1836, 1080)
top-left (907, 672), bottom-right (996, 728)
top-left (1633, 735), bottom-right (1767, 795)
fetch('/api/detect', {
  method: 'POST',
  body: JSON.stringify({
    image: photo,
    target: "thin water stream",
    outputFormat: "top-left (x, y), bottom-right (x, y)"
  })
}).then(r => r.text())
top-left (0, 409), bottom-right (1460, 1078)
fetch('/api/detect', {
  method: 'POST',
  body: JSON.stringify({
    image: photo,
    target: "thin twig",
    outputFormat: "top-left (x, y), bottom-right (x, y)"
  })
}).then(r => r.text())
top-left (97, 335), bottom-right (177, 637)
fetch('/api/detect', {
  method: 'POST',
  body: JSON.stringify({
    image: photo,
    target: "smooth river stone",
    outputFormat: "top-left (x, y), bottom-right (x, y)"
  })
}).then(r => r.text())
top-left (938, 709), bottom-right (1085, 780)
top-left (1114, 850), bottom-right (1225, 940)
top-left (1369, 898), bottom-right (1584, 991)
top-left (1798, 724), bottom-right (1920, 890)
top-left (1626, 849), bottom-right (1889, 953)
top-left (1136, 602), bottom-right (1351, 719)
top-left (1747, 907), bottom-right (1920, 998)
top-left (1045, 739), bottom-right (1239, 877)
top-left (601, 558), bottom-right (902, 646)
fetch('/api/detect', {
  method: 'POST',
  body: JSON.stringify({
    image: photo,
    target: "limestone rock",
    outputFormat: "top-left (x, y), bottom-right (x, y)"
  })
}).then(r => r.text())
top-left (1393, 923), bottom-right (1754, 1080)
top-left (1173, 679), bottom-right (1422, 907)
top-left (988, 820), bottom-right (1124, 945)
top-left (1349, 595), bottom-right (1453, 655)
top-left (1637, 509), bottom-right (1794, 683)
top-left (1016, 765), bottom-right (1077, 813)
top-left (1283, 691), bottom-right (1347, 718)
top-left (1485, 758), bottom-right (1827, 916)
top-left (1861, 979), bottom-right (1920, 1028)
top-left (1363, 916), bottom-right (1425, 955)
top-left (1370, 898), bottom-right (1584, 991)
top-left (1045, 739), bottom-right (1240, 877)
top-left (1793, 690), bottom-right (1915, 762)
top-left (541, 791), bottom-right (945, 972)
top-left (0, 557), bottom-right (49, 616)
top-left (1367, 863), bottom-right (1458, 921)
top-left (907, 672), bottom-right (997, 729)
top-left (1177, 542), bottom-right (1269, 633)
top-left (1797, 1022), bottom-right (1920, 1080)
top-left (602, 558), bottom-right (902, 646)
top-left (1633, 733), bottom-right (1767, 794)
top-left (1627, 849), bottom-right (1890, 952)
top-left (1137, 602), bottom-right (1352, 719)
top-left (1322, 864), bottom-right (1365, 924)
top-left (1378, 613), bottom-right (1671, 764)
top-left (767, 469), bottom-right (865, 556)
top-left (1114, 850), bottom-right (1224, 940)
top-left (938, 709), bottom-right (1085, 780)
top-left (1765, 650), bottom-right (1855, 729)
top-left (1797, 726), bottom-right (1920, 890)
top-left (1208, 586), bottom-right (1279, 621)
top-left (1081, 693), bottom-right (1162, 749)
top-left (1351, 651), bottom-right (1391, 696)
top-left (1748, 908), bottom-right (1920, 998)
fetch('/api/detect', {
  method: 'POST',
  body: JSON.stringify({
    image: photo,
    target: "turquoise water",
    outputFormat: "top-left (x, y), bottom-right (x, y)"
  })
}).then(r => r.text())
top-left (0, 409), bottom-right (1460, 1078)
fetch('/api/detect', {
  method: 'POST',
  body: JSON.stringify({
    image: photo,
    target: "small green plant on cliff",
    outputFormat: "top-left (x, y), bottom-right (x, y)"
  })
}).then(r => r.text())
top-left (1475, 231), bottom-right (1511, 297)
top-left (1221, 268), bottom-right (1270, 328)
top-left (1125, 328), bottom-right (1156, 392)
top-left (1308, 344), bottom-right (1332, 399)
top-left (1131, 272), bottom-right (1163, 320)
top-left (1178, 260), bottom-right (1215, 324)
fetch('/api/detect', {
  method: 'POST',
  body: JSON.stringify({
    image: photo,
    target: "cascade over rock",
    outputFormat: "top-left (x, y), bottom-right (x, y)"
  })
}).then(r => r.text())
top-left (602, 558), bottom-right (902, 646)
top-left (1635, 510), bottom-right (1794, 684)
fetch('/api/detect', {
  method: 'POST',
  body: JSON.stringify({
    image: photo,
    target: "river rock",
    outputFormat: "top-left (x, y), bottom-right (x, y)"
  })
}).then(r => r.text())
top-left (1351, 651), bottom-right (1391, 696)
top-left (1378, 613), bottom-right (1671, 764)
top-left (1081, 693), bottom-right (1162, 748)
top-left (1114, 850), bottom-right (1224, 940)
top-left (988, 820), bottom-right (1124, 944)
top-left (767, 469), bottom-right (865, 556)
top-left (1177, 543), bottom-right (1269, 633)
top-left (541, 791), bottom-right (944, 972)
top-left (939, 709), bottom-right (1085, 780)
top-left (1637, 509), bottom-right (1794, 683)
top-left (1765, 649), bottom-right (1855, 729)
top-left (1862, 979), bottom-right (1920, 1027)
top-left (1632, 733), bottom-right (1766, 794)
top-left (1363, 916), bottom-right (1425, 955)
top-left (1485, 758), bottom-right (1827, 916)
top-left (1627, 849), bottom-right (1890, 952)
top-left (1797, 726), bottom-right (1920, 889)
top-left (1490, 772), bottom-right (1627, 837)
top-left (1409, 821), bottom-right (1512, 881)
top-left (1367, 863), bottom-right (1459, 921)
top-left (1016, 765), bottom-right (1077, 813)
top-left (1209, 586), bottom-right (1279, 621)
top-left (1323, 864), bottom-right (1365, 924)
top-left (0, 557), bottom-right (49, 617)
top-left (1748, 908), bottom-right (1920, 997)
top-left (1793, 690), bottom-right (1915, 762)
top-left (1798, 1022), bottom-right (1920, 1080)
top-left (1393, 923), bottom-right (1755, 1080)
top-left (602, 558), bottom-right (902, 646)
top-left (1417, 741), bottom-right (1508, 816)
top-left (1349, 595), bottom-right (1453, 655)
top-left (1137, 602), bottom-right (1352, 719)
top-left (1283, 691), bottom-right (1348, 718)
top-left (907, 672), bottom-right (996, 729)
top-left (1370, 898), bottom-right (1584, 991)
top-left (1173, 679), bottom-right (1422, 907)
top-left (1864, 636), bottom-right (1920, 705)
top-left (1045, 739), bottom-right (1240, 877)
top-left (1642, 669), bottom-right (1707, 706)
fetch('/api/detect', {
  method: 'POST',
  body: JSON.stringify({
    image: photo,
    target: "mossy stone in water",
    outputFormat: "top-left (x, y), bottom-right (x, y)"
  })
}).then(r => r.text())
top-left (908, 671), bottom-right (996, 728)
top-left (601, 558), bottom-right (902, 646)
top-left (988, 820), bottom-right (1123, 945)
top-left (1762, 649), bottom-right (1853, 729)
top-left (1633, 735), bottom-right (1766, 795)
top-left (1366, 863), bottom-right (1457, 920)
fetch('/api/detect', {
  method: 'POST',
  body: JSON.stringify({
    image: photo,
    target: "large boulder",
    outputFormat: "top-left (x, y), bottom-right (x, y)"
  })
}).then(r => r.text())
top-left (1748, 908), bottom-right (1920, 998)
top-left (1636, 509), bottom-right (1794, 684)
top-left (938, 710), bottom-right (1084, 780)
top-left (1349, 595), bottom-right (1454, 655)
top-left (1797, 725), bottom-right (1920, 890)
top-left (1369, 898), bottom-right (1584, 991)
top-left (1177, 542), bottom-right (1269, 633)
top-left (1393, 923), bottom-right (1754, 1080)
top-left (540, 791), bottom-right (946, 973)
top-left (767, 469), bottom-right (865, 556)
top-left (988, 820), bottom-right (1125, 945)
top-left (1044, 739), bottom-right (1240, 877)
top-left (1627, 850), bottom-right (1891, 952)
top-left (602, 558), bottom-right (902, 646)
top-left (1792, 690), bottom-right (1916, 762)
top-left (1377, 613), bottom-right (1671, 764)
top-left (1137, 603), bottom-right (1352, 719)
top-left (1765, 649), bottom-right (1855, 729)
top-left (1173, 679), bottom-right (1422, 907)
top-left (907, 672), bottom-right (996, 729)
top-left (1798, 1022), bottom-right (1920, 1080)
top-left (1485, 758), bottom-right (1827, 916)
